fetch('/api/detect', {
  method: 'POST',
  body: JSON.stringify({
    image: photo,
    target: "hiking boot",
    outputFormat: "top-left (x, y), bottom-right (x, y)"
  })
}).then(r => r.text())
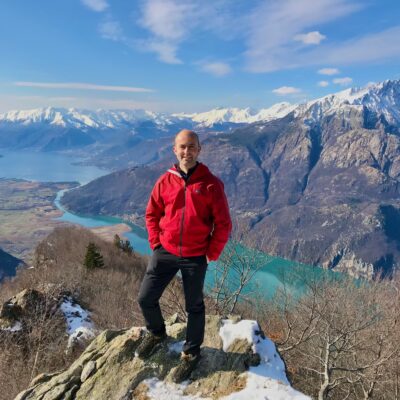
top-left (170, 352), bottom-right (201, 383)
top-left (135, 331), bottom-right (167, 359)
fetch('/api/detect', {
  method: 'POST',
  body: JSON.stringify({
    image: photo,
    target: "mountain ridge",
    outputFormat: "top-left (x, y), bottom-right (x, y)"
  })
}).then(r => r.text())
top-left (1, 79), bottom-right (399, 130)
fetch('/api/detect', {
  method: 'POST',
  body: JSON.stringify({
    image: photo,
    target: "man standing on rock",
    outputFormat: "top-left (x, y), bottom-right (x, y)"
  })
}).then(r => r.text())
top-left (137, 129), bottom-right (232, 382)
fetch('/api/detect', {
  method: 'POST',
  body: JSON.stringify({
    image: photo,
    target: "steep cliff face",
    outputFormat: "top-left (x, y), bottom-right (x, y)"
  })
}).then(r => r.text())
top-left (61, 106), bottom-right (400, 277)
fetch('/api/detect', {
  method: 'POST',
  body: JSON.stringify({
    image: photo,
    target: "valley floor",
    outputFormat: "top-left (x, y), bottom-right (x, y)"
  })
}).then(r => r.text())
top-left (0, 178), bottom-right (133, 266)
top-left (0, 178), bottom-right (75, 262)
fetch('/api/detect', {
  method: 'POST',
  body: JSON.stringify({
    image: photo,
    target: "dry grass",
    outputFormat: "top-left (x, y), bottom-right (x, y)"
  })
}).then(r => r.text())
top-left (0, 225), bottom-right (147, 399)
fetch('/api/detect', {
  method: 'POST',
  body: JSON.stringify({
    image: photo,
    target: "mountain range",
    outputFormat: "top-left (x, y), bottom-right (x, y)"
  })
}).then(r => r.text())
top-left (1, 80), bottom-right (398, 130)
top-left (1, 80), bottom-right (398, 170)
top-left (59, 80), bottom-right (400, 278)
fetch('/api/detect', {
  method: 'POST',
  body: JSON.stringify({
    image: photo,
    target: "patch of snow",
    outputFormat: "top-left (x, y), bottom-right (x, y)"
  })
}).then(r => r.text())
top-left (222, 378), bottom-right (310, 400)
top-left (143, 378), bottom-right (207, 399)
top-left (219, 319), bottom-right (311, 400)
top-left (3, 321), bottom-right (22, 332)
top-left (139, 319), bottom-right (310, 399)
top-left (219, 319), bottom-right (260, 352)
top-left (168, 340), bottom-right (185, 354)
top-left (59, 296), bottom-right (96, 348)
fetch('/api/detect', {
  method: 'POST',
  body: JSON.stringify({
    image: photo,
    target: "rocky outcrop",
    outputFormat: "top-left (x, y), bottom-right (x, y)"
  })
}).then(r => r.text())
top-left (14, 315), bottom-right (309, 400)
top-left (0, 289), bottom-right (50, 330)
top-left (0, 287), bottom-right (77, 348)
top-left (0, 287), bottom-right (95, 352)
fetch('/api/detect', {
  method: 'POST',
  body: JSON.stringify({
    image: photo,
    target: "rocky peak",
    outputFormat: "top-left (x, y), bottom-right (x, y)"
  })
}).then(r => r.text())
top-left (15, 315), bottom-right (309, 400)
top-left (0, 289), bottom-right (49, 329)
top-left (299, 79), bottom-right (400, 127)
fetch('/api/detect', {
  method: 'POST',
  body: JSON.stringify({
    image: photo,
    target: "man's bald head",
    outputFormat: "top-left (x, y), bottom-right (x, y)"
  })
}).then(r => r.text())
top-left (174, 129), bottom-right (200, 147)
top-left (173, 129), bottom-right (201, 173)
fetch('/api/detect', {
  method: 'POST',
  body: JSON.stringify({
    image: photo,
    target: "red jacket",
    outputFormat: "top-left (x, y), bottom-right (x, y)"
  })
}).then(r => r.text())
top-left (145, 163), bottom-right (232, 261)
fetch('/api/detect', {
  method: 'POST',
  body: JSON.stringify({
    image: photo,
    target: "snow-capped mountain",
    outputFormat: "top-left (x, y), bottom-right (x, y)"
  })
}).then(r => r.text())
top-left (0, 104), bottom-right (298, 131)
top-left (0, 107), bottom-right (187, 131)
top-left (173, 80), bottom-right (400, 127)
top-left (173, 102), bottom-right (297, 127)
top-left (1, 79), bottom-right (399, 131)
top-left (298, 80), bottom-right (400, 125)
top-left (0, 79), bottom-right (399, 158)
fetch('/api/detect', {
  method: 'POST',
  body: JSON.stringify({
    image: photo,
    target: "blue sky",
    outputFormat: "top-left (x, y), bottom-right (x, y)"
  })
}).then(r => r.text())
top-left (1, 0), bottom-right (399, 113)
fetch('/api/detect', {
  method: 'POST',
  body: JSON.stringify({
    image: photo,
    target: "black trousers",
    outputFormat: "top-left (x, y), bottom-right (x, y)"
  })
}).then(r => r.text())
top-left (137, 246), bottom-right (208, 356)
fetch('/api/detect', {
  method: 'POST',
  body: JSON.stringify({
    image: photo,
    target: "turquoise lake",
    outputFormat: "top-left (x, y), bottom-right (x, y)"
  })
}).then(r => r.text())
top-left (0, 149), bottom-right (338, 298)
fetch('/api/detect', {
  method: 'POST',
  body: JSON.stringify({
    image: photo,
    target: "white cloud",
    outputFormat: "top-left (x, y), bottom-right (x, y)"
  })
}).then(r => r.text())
top-left (14, 82), bottom-right (154, 93)
top-left (201, 62), bottom-right (232, 77)
top-left (272, 86), bottom-right (301, 95)
top-left (140, 0), bottom-right (193, 41)
top-left (137, 0), bottom-right (243, 65)
top-left (81, 0), bottom-right (108, 12)
top-left (318, 80), bottom-right (329, 87)
top-left (146, 41), bottom-right (182, 64)
top-left (318, 68), bottom-right (340, 75)
top-left (99, 19), bottom-right (124, 41)
top-left (294, 31), bottom-right (326, 45)
top-left (314, 26), bottom-right (400, 65)
top-left (333, 77), bottom-right (353, 86)
top-left (134, 0), bottom-right (400, 74)
top-left (138, 0), bottom-right (194, 63)
top-left (244, 0), bottom-right (362, 73)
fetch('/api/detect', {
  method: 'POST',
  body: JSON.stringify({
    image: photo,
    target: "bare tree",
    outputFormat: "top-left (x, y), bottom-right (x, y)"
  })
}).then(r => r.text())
top-left (207, 224), bottom-right (269, 315)
top-left (263, 273), bottom-right (400, 400)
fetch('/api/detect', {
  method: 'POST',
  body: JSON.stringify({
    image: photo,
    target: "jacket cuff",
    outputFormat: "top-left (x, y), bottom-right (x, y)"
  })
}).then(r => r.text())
top-left (206, 249), bottom-right (219, 262)
top-left (151, 241), bottom-right (161, 250)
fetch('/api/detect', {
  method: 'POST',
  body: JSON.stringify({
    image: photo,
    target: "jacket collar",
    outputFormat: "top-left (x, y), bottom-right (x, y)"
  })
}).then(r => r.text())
top-left (167, 162), bottom-right (210, 180)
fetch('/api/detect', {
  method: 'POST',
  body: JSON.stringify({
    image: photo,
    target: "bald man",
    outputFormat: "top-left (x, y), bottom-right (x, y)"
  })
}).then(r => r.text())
top-left (136, 129), bottom-right (232, 382)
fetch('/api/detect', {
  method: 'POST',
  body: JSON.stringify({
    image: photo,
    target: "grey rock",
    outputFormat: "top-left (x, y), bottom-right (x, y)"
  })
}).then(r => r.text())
top-left (14, 316), bottom-right (273, 400)
top-left (80, 361), bottom-right (96, 382)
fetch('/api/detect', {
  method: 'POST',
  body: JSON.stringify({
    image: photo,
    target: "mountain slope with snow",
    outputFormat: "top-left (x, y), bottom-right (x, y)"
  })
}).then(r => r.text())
top-left (0, 107), bottom-right (187, 131)
top-left (173, 102), bottom-right (298, 127)
top-left (1, 79), bottom-right (399, 131)
top-left (298, 80), bottom-right (400, 125)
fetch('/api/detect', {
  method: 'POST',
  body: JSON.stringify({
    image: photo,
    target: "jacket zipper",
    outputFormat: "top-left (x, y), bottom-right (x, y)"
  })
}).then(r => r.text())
top-left (179, 179), bottom-right (188, 257)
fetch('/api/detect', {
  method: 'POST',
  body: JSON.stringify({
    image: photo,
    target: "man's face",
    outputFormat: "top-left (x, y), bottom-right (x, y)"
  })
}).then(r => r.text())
top-left (173, 133), bottom-right (201, 170)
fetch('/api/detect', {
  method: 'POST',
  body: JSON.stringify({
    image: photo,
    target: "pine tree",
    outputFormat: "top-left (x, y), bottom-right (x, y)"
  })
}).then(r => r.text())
top-left (83, 242), bottom-right (104, 269)
top-left (113, 234), bottom-right (121, 248)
